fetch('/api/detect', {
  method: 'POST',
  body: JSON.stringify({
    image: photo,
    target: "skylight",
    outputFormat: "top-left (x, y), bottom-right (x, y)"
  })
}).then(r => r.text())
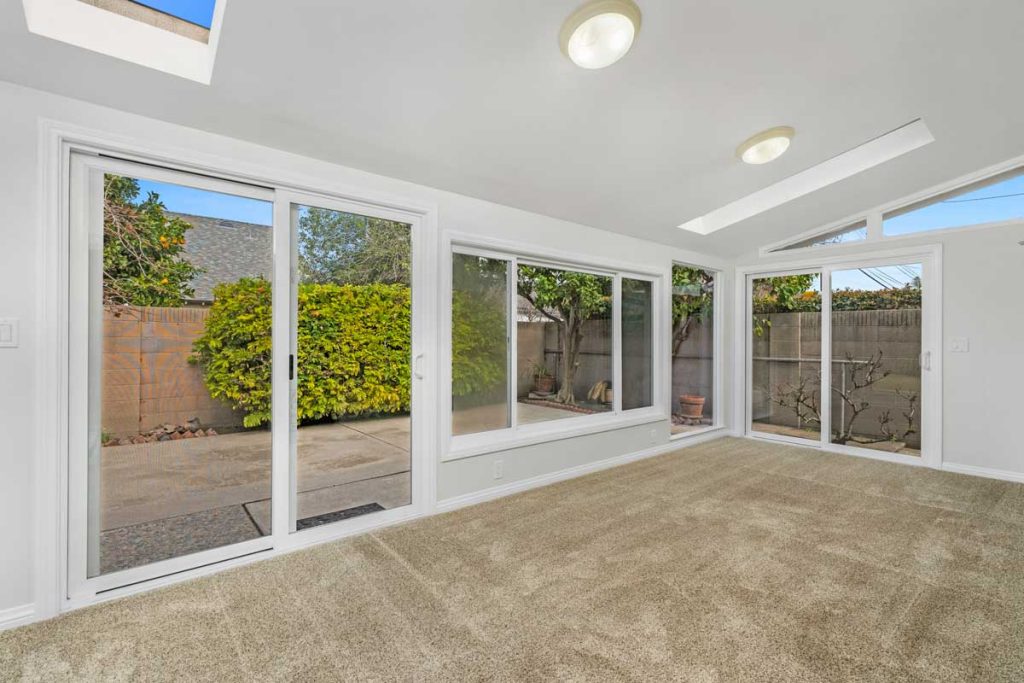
top-left (23, 0), bottom-right (225, 83)
top-left (78, 0), bottom-right (213, 42)
top-left (133, 0), bottom-right (216, 29)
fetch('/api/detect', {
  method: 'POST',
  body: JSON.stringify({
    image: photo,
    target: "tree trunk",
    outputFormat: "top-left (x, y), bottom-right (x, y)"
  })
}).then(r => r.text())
top-left (672, 315), bottom-right (693, 358)
top-left (556, 317), bottom-right (583, 404)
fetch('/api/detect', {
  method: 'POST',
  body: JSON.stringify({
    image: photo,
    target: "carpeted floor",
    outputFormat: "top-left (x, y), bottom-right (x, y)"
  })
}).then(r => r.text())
top-left (3, 437), bottom-right (1024, 681)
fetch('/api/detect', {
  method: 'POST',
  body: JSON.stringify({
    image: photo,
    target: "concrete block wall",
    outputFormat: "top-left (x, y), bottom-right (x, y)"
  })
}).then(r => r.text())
top-left (752, 309), bottom-right (922, 447)
top-left (671, 319), bottom-right (715, 418)
top-left (102, 306), bottom-right (243, 438)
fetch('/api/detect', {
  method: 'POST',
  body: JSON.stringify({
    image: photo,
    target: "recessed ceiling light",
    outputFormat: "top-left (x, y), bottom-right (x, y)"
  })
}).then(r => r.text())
top-left (737, 126), bottom-right (796, 165)
top-left (559, 0), bottom-right (641, 70)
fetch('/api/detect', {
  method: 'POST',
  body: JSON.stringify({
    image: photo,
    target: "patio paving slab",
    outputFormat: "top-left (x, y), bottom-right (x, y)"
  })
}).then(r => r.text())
top-left (100, 504), bottom-right (261, 574)
top-left (100, 417), bottom-right (411, 531)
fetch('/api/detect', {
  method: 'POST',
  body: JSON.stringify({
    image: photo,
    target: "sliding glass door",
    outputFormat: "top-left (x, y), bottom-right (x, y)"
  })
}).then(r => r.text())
top-left (750, 271), bottom-right (823, 443)
top-left (281, 194), bottom-right (417, 535)
top-left (68, 158), bottom-right (430, 600)
top-left (828, 264), bottom-right (923, 455)
top-left (747, 256), bottom-right (937, 463)
top-left (68, 154), bottom-right (276, 597)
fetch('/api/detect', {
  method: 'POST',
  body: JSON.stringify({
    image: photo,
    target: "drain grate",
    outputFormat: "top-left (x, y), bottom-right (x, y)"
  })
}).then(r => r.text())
top-left (296, 503), bottom-right (386, 530)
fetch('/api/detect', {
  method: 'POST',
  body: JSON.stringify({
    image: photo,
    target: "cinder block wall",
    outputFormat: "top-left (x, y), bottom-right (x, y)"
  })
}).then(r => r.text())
top-left (102, 306), bottom-right (244, 438)
top-left (752, 309), bottom-right (922, 447)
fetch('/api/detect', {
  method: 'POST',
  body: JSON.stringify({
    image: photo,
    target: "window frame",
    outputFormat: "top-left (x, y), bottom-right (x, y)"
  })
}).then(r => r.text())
top-left (760, 154), bottom-right (1024, 256)
top-left (443, 235), bottom-right (666, 461)
top-left (668, 261), bottom-right (724, 441)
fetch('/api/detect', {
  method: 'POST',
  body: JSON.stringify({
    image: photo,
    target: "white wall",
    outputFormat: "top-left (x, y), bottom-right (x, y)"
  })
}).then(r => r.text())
top-left (736, 221), bottom-right (1024, 478)
top-left (0, 80), bottom-right (731, 618)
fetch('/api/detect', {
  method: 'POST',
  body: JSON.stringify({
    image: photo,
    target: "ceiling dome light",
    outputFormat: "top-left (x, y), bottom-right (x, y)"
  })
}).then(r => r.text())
top-left (737, 126), bottom-right (796, 165)
top-left (560, 0), bottom-right (642, 70)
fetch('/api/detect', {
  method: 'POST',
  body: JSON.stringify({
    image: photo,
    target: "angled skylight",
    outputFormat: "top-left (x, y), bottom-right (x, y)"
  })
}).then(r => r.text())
top-left (77, 0), bottom-right (215, 42)
top-left (132, 0), bottom-right (216, 28)
top-left (23, 0), bottom-right (226, 83)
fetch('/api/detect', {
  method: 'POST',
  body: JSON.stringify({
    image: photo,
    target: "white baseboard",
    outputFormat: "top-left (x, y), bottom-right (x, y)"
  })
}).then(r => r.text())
top-left (941, 462), bottom-right (1024, 484)
top-left (436, 428), bottom-right (731, 513)
top-left (0, 603), bottom-right (36, 632)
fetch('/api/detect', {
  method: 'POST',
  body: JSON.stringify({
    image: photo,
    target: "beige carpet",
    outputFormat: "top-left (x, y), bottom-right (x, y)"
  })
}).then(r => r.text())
top-left (4, 437), bottom-right (1024, 681)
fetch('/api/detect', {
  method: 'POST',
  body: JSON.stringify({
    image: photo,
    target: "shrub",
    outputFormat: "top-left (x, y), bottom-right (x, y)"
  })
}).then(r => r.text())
top-left (192, 278), bottom-right (411, 427)
top-left (753, 286), bottom-right (921, 314)
top-left (193, 277), bottom-right (506, 427)
top-left (452, 289), bottom-right (507, 399)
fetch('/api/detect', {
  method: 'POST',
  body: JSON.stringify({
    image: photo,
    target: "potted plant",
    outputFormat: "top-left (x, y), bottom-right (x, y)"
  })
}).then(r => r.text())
top-left (529, 361), bottom-right (556, 394)
top-left (679, 394), bottom-right (706, 418)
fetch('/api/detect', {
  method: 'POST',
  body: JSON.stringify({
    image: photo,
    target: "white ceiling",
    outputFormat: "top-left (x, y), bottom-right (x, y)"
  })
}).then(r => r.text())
top-left (2, 0), bottom-right (1023, 257)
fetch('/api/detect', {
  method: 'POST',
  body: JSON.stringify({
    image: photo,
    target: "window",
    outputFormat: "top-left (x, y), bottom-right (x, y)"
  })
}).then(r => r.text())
top-left (622, 278), bottom-right (654, 411)
top-left (774, 220), bottom-right (867, 251)
top-left (670, 265), bottom-right (716, 435)
top-left (79, 0), bottom-right (214, 40)
top-left (452, 253), bottom-right (511, 436)
top-left (883, 167), bottom-right (1024, 236)
top-left (25, 0), bottom-right (223, 83)
top-left (517, 264), bottom-right (614, 424)
top-left (766, 164), bottom-right (1024, 253)
top-left (449, 247), bottom-right (658, 452)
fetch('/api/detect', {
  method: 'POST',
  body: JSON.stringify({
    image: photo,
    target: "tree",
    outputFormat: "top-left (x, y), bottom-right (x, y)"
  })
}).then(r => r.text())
top-left (102, 175), bottom-right (201, 308)
top-left (297, 207), bottom-right (410, 285)
top-left (671, 265), bottom-right (715, 356)
top-left (517, 266), bottom-right (611, 405)
top-left (751, 273), bottom-right (818, 335)
top-left (770, 351), bottom-right (918, 446)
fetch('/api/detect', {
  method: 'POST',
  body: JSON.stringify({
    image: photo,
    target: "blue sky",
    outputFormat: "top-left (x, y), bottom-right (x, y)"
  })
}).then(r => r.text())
top-left (774, 264), bottom-right (921, 293)
top-left (884, 174), bottom-right (1024, 236)
top-left (137, 179), bottom-right (272, 226)
top-left (133, 0), bottom-right (217, 28)
top-left (832, 264), bottom-right (920, 291)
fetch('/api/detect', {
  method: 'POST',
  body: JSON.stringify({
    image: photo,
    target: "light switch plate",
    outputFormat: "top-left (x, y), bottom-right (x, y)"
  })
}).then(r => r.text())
top-left (0, 318), bottom-right (18, 348)
top-left (950, 337), bottom-right (970, 353)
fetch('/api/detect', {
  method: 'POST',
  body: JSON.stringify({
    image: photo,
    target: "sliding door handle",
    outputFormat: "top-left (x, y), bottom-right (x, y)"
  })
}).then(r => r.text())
top-left (921, 351), bottom-right (931, 371)
top-left (413, 352), bottom-right (425, 380)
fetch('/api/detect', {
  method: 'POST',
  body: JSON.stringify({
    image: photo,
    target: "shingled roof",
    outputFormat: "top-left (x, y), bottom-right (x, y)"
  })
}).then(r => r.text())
top-left (173, 212), bottom-right (273, 302)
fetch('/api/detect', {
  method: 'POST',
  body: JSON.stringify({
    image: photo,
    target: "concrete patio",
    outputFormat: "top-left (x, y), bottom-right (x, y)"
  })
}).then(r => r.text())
top-left (98, 416), bottom-right (413, 573)
top-left (98, 402), bottom-right (576, 573)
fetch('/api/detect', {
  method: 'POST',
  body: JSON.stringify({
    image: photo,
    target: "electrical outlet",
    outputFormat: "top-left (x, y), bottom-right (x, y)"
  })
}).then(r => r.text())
top-left (950, 337), bottom-right (970, 353)
top-left (493, 459), bottom-right (503, 480)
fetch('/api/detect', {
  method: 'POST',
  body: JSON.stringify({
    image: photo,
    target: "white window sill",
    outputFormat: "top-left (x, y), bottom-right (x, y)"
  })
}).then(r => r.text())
top-left (669, 424), bottom-right (725, 441)
top-left (443, 409), bottom-right (668, 461)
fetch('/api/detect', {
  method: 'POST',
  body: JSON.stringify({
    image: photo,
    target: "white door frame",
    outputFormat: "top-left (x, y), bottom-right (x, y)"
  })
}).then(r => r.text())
top-left (40, 123), bottom-right (438, 616)
top-left (735, 244), bottom-right (943, 469)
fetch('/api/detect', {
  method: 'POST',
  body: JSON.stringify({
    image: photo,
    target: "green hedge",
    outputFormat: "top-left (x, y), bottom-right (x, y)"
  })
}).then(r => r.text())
top-left (753, 286), bottom-right (921, 314)
top-left (192, 278), bottom-right (411, 427)
top-left (193, 277), bottom-right (507, 428)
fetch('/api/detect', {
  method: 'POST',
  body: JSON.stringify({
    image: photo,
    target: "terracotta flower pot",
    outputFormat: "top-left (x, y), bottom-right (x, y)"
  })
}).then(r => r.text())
top-left (534, 375), bottom-right (556, 394)
top-left (679, 394), bottom-right (706, 418)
